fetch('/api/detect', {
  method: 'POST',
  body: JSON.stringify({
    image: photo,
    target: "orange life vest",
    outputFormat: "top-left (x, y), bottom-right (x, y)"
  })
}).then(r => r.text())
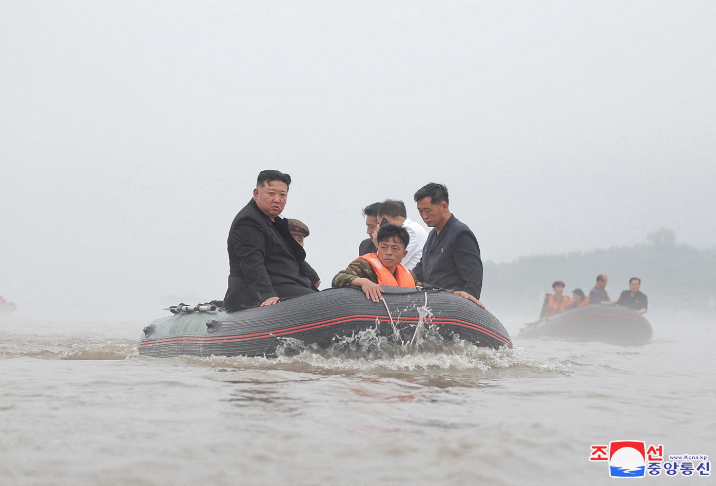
top-left (359, 253), bottom-right (415, 288)
top-left (544, 293), bottom-right (570, 317)
top-left (565, 296), bottom-right (589, 310)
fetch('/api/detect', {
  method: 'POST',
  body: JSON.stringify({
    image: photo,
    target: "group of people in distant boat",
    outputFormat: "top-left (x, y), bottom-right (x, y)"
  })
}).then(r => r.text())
top-left (223, 170), bottom-right (484, 312)
top-left (540, 273), bottom-right (648, 319)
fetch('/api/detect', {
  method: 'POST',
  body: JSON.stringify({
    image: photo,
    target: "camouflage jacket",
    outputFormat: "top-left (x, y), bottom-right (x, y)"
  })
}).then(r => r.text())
top-left (332, 257), bottom-right (424, 288)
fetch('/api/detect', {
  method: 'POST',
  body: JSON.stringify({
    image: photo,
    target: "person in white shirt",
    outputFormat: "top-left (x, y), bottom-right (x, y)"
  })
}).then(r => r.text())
top-left (376, 199), bottom-right (428, 271)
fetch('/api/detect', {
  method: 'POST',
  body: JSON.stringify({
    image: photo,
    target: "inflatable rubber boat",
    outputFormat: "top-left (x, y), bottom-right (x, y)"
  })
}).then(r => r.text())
top-left (138, 287), bottom-right (512, 358)
top-left (518, 305), bottom-right (652, 345)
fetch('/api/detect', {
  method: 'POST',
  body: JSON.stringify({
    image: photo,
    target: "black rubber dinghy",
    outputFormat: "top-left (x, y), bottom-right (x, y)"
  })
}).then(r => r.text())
top-left (519, 305), bottom-right (652, 345)
top-left (138, 287), bottom-right (512, 358)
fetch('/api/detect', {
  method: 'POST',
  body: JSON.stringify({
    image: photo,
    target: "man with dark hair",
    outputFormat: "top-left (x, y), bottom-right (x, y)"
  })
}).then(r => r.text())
top-left (224, 170), bottom-right (317, 311)
top-left (333, 224), bottom-right (482, 306)
top-left (615, 278), bottom-right (648, 314)
top-left (540, 280), bottom-right (571, 318)
top-left (376, 199), bottom-right (428, 270)
top-left (588, 274), bottom-right (610, 305)
top-left (412, 182), bottom-right (484, 303)
top-left (358, 202), bottom-right (381, 255)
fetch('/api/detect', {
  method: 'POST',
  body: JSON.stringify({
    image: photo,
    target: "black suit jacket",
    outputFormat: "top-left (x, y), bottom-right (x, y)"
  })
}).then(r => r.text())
top-left (225, 199), bottom-right (313, 310)
top-left (358, 238), bottom-right (377, 256)
top-left (413, 214), bottom-right (483, 299)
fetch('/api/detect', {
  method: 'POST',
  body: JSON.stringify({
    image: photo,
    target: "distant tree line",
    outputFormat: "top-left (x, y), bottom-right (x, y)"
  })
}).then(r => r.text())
top-left (482, 229), bottom-right (716, 312)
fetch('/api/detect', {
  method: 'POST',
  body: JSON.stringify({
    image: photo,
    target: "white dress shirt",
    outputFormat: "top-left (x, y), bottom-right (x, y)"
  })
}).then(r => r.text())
top-left (401, 218), bottom-right (429, 271)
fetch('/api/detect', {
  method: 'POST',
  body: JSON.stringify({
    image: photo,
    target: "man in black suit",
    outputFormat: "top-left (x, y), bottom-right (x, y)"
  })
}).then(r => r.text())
top-left (224, 170), bottom-right (317, 311)
top-left (412, 183), bottom-right (484, 307)
top-left (615, 278), bottom-right (648, 314)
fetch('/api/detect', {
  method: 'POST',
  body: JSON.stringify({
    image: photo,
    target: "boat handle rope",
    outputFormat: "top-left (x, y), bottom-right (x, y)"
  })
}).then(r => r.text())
top-left (408, 291), bottom-right (429, 349)
top-left (381, 291), bottom-right (429, 348)
top-left (380, 295), bottom-right (404, 345)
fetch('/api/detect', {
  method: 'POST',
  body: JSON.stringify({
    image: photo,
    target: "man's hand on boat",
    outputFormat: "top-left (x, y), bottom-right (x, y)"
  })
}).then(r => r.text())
top-left (351, 277), bottom-right (485, 308)
top-left (352, 278), bottom-right (384, 303)
top-left (261, 297), bottom-right (281, 306)
top-left (453, 291), bottom-right (485, 308)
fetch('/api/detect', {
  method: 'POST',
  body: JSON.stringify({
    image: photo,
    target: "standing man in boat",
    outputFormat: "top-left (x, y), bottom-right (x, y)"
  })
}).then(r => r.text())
top-left (358, 202), bottom-right (381, 255)
top-left (588, 274), bottom-right (610, 305)
top-left (224, 170), bottom-right (318, 311)
top-left (614, 278), bottom-right (648, 314)
top-left (376, 199), bottom-right (428, 271)
top-left (540, 281), bottom-right (571, 318)
top-left (412, 183), bottom-right (484, 305)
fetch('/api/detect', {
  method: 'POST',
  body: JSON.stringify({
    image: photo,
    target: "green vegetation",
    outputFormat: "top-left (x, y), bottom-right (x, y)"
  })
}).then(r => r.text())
top-left (483, 229), bottom-right (716, 311)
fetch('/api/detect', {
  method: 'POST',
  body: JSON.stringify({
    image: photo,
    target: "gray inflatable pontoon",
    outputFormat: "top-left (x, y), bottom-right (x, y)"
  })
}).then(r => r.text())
top-left (519, 305), bottom-right (652, 345)
top-left (138, 287), bottom-right (512, 358)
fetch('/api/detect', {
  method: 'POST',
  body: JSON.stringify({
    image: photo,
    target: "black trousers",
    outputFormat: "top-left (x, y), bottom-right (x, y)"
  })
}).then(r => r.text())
top-left (273, 283), bottom-right (317, 300)
top-left (224, 278), bottom-right (317, 312)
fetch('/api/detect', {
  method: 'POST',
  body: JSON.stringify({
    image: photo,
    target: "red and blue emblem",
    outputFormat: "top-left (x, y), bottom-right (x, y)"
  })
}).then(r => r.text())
top-left (609, 441), bottom-right (646, 477)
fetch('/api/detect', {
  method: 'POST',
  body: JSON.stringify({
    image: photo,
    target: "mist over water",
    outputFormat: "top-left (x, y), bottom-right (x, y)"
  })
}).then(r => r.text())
top-left (2, 0), bottom-right (715, 311)
top-left (2, 1), bottom-right (715, 484)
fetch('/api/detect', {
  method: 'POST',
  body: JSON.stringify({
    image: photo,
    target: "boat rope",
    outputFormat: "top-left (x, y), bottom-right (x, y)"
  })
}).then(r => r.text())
top-left (408, 291), bottom-right (429, 349)
top-left (381, 296), bottom-right (403, 345)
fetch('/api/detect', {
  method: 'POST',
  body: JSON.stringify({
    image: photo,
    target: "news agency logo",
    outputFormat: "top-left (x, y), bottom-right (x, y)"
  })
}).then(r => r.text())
top-left (590, 441), bottom-right (711, 478)
top-left (608, 441), bottom-right (646, 477)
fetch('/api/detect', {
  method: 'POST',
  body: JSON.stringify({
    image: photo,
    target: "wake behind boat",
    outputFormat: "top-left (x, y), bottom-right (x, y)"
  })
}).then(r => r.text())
top-left (519, 305), bottom-right (653, 345)
top-left (138, 287), bottom-right (512, 358)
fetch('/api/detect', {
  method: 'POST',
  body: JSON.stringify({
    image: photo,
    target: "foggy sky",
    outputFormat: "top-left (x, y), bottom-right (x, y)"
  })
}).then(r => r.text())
top-left (2, 1), bottom-right (715, 314)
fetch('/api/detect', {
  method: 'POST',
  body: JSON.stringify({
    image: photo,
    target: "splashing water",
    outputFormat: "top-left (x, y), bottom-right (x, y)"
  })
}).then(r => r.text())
top-left (0, 331), bottom-right (138, 360)
top-left (174, 303), bottom-right (570, 375)
top-left (406, 301), bottom-right (434, 348)
top-left (59, 340), bottom-right (139, 360)
top-left (0, 304), bottom-right (569, 375)
top-left (182, 323), bottom-right (570, 376)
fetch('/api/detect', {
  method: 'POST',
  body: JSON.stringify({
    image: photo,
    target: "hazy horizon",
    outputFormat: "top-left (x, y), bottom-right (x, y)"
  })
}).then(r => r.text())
top-left (2, 1), bottom-right (714, 312)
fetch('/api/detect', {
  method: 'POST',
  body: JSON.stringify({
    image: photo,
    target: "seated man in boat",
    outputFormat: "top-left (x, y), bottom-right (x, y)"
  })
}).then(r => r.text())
top-left (615, 277), bottom-right (648, 314)
top-left (588, 274), bottom-right (610, 305)
top-left (540, 281), bottom-right (571, 318)
top-left (412, 183), bottom-right (484, 305)
top-left (564, 288), bottom-right (589, 310)
top-left (287, 218), bottom-right (321, 289)
top-left (224, 170), bottom-right (318, 311)
top-left (358, 202), bottom-right (381, 255)
top-left (376, 199), bottom-right (428, 270)
top-left (332, 223), bottom-right (482, 306)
